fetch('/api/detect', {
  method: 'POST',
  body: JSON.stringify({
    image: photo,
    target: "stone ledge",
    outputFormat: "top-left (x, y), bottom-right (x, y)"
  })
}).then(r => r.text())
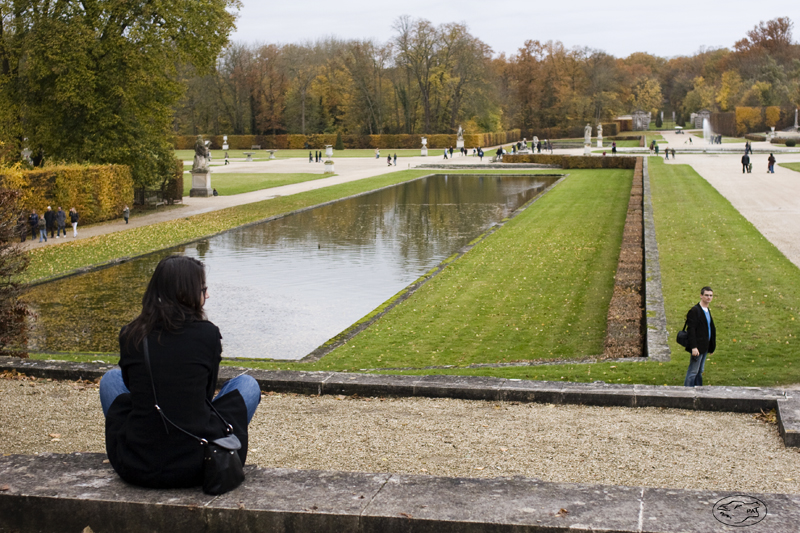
top-left (1, 453), bottom-right (797, 533)
top-left (2, 358), bottom-right (798, 447)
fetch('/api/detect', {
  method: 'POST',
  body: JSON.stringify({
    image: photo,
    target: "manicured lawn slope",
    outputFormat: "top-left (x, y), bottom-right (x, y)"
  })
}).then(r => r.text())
top-left (646, 157), bottom-right (800, 386)
top-left (312, 169), bottom-right (632, 370)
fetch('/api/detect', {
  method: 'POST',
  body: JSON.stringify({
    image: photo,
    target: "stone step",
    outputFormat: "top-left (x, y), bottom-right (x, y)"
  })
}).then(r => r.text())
top-left (0, 452), bottom-right (794, 533)
top-left (2, 357), bottom-right (798, 448)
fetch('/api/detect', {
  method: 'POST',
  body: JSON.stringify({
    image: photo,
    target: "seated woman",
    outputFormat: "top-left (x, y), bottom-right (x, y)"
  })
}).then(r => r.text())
top-left (99, 255), bottom-right (261, 489)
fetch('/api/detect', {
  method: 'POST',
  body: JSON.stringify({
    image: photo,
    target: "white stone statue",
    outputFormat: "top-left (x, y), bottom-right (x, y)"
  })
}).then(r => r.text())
top-left (597, 124), bottom-right (603, 138)
top-left (584, 124), bottom-right (592, 145)
top-left (192, 135), bottom-right (210, 173)
top-left (457, 125), bottom-right (464, 141)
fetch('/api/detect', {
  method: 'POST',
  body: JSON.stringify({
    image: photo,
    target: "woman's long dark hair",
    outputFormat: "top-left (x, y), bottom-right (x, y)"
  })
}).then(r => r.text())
top-left (124, 255), bottom-right (207, 347)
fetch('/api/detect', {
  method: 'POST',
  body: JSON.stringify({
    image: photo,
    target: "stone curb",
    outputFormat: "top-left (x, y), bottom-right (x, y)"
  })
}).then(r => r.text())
top-left (2, 357), bottom-right (797, 447)
top-left (0, 452), bottom-right (796, 533)
top-left (642, 157), bottom-right (671, 362)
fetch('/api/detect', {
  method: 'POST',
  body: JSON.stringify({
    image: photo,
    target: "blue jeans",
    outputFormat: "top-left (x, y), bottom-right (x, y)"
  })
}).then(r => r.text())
top-left (684, 352), bottom-right (707, 387)
top-left (99, 369), bottom-right (261, 423)
top-left (38, 228), bottom-right (47, 242)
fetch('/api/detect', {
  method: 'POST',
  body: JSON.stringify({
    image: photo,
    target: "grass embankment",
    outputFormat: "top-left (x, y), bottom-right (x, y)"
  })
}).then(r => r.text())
top-left (182, 173), bottom-right (328, 196)
top-left (28, 160), bottom-right (800, 387)
top-left (779, 162), bottom-right (800, 172)
top-left (23, 170), bottom-right (434, 283)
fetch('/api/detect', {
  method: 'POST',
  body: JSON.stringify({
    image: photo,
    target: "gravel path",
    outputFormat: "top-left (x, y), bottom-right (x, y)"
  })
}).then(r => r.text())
top-left (2, 374), bottom-right (799, 494)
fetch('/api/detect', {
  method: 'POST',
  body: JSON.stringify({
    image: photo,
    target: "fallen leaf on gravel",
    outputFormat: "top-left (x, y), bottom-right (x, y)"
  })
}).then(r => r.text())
top-left (50, 438), bottom-right (61, 442)
top-left (475, 466), bottom-right (484, 470)
top-left (102, 460), bottom-right (110, 464)
top-left (556, 508), bottom-right (569, 517)
top-left (49, 433), bottom-right (61, 438)
top-left (336, 395), bottom-right (346, 400)
top-left (500, 447), bottom-right (508, 452)
top-left (0, 485), bottom-right (9, 491)
top-left (399, 512), bottom-right (413, 518)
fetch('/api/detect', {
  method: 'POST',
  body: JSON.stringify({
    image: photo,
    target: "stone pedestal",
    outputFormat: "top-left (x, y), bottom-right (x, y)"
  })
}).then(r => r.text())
top-left (324, 161), bottom-right (335, 174)
top-left (421, 147), bottom-right (428, 156)
top-left (190, 171), bottom-right (212, 197)
top-left (584, 144), bottom-right (592, 156)
top-left (456, 139), bottom-right (464, 149)
top-left (597, 137), bottom-right (603, 148)
top-left (243, 152), bottom-right (254, 162)
top-left (268, 150), bottom-right (277, 159)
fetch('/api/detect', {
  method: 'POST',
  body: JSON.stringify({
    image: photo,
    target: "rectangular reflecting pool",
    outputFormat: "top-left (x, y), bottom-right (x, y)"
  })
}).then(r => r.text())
top-left (26, 174), bottom-right (558, 359)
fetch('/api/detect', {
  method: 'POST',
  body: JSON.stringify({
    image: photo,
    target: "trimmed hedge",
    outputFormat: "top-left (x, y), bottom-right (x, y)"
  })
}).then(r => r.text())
top-left (175, 130), bottom-right (522, 151)
top-left (600, 122), bottom-right (619, 136)
top-left (503, 154), bottom-right (638, 169)
top-left (744, 133), bottom-right (766, 142)
top-left (0, 165), bottom-right (134, 224)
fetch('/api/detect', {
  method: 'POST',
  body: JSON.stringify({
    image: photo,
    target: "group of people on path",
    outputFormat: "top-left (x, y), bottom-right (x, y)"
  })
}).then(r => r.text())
top-left (21, 206), bottom-right (79, 243)
top-left (740, 152), bottom-right (777, 173)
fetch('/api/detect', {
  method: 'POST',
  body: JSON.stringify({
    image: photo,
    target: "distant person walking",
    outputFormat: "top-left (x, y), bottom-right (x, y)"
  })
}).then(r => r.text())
top-left (443, 149), bottom-right (448, 160)
top-left (309, 151), bottom-right (313, 163)
top-left (611, 141), bottom-right (617, 155)
top-left (123, 205), bottom-right (130, 224)
top-left (393, 153), bottom-right (397, 166)
top-left (37, 214), bottom-right (47, 242)
top-left (767, 153), bottom-right (776, 173)
top-left (224, 151), bottom-right (229, 165)
top-left (69, 207), bottom-right (79, 238)
top-left (478, 148), bottom-right (483, 161)
top-left (375, 148), bottom-right (380, 159)
top-left (387, 155), bottom-right (392, 166)
top-left (56, 207), bottom-right (66, 237)
top-left (28, 209), bottom-right (38, 240)
top-left (18, 213), bottom-right (26, 242)
top-left (741, 153), bottom-right (750, 173)
top-left (671, 148), bottom-right (676, 159)
top-left (44, 206), bottom-right (55, 238)
top-left (683, 287), bottom-right (716, 387)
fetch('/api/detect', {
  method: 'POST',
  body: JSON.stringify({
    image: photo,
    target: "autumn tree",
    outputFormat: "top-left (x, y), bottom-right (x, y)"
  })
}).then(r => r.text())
top-left (0, 0), bottom-right (239, 189)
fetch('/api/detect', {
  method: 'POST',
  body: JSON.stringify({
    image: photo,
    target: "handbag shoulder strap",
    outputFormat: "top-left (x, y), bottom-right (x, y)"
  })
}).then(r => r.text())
top-left (143, 337), bottom-right (232, 444)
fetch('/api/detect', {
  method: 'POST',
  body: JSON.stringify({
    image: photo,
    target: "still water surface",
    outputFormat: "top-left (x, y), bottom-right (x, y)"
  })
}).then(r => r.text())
top-left (27, 174), bottom-right (557, 359)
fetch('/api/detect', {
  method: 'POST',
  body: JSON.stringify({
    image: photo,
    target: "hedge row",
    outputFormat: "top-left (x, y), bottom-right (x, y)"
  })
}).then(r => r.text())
top-left (503, 154), bottom-right (638, 169)
top-left (0, 165), bottom-right (134, 224)
top-left (176, 130), bottom-right (522, 151)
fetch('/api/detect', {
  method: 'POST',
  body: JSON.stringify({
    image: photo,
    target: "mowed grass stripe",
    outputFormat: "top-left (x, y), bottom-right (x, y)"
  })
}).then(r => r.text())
top-left (182, 172), bottom-right (329, 196)
top-left (646, 157), bottom-right (800, 386)
top-left (299, 168), bottom-right (633, 371)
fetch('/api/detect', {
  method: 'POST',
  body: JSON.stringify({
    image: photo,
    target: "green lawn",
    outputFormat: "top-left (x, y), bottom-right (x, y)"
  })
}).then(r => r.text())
top-left (182, 172), bottom-right (328, 196)
top-left (779, 162), bottom-right (800, 172)
top-left (26, 159), bottom-right (800, 388)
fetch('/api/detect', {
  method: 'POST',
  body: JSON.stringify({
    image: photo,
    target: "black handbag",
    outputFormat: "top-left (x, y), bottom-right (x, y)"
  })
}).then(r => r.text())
top-left (676, 315), bottom-right (689, 348)
top-left (143, 338), bottom-right (245, 495)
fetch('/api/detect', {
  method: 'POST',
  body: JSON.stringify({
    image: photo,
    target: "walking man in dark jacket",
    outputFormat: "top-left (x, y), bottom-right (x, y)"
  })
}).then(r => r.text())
top-left (741, 153), bottom-right (750, 173)
top-left (684, 286), bottom-right (716, 387)
top-left (44, 206), bottom-right (55, 238)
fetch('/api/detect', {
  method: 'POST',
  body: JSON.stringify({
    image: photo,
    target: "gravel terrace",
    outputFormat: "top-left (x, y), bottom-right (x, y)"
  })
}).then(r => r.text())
top-left (2, 373), bottom-right (799, 494)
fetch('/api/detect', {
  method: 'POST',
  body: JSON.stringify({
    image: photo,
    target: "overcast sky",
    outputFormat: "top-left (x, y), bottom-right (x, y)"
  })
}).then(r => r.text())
top-left (230, 1), bottom-right (795, 59)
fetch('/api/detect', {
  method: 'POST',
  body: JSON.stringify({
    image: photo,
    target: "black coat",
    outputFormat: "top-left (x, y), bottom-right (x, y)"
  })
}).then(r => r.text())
top-left (105, 321), bottom-right (248, 489)
top-left (43, 210), bottom-right (55, 226)
top-left (685, 303), bottom-right (716, 355)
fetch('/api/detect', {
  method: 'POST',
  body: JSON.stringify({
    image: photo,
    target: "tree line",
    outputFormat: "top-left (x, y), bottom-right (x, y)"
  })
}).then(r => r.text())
top-left (176, 16), bottom-right (800, 139)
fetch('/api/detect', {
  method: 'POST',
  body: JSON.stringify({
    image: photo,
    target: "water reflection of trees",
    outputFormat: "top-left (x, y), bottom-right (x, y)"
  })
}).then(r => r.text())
top-left (25, 176), bottom-right (554, 354)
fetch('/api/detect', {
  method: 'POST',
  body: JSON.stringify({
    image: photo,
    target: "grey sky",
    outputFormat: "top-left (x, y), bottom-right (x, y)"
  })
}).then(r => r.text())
top-left (230, 1), bottom-right (795, 59)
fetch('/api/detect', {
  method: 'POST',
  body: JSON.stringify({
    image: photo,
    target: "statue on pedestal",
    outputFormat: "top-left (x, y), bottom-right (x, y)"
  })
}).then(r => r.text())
top-left (457, 125), bottom-right (464, 142)
top-left (597, 124), bottom-right (603, 138)
top-left (192, 135), bottom-right (210, 173)
top-left (584, 124), bottom-right (592, 145)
